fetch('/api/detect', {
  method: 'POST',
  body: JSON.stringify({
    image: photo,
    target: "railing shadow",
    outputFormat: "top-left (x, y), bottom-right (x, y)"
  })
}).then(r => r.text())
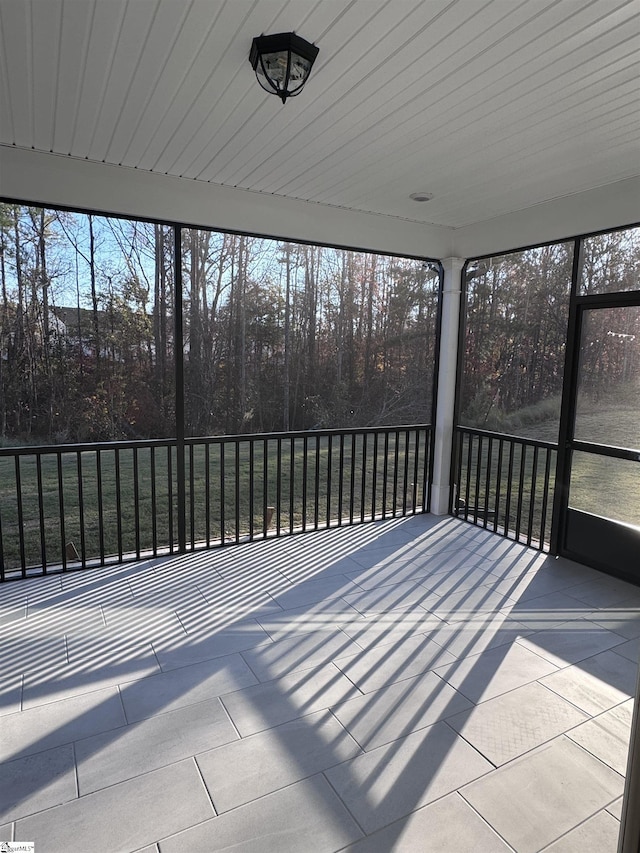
top-left (0, 514), bottom-right (637, 850)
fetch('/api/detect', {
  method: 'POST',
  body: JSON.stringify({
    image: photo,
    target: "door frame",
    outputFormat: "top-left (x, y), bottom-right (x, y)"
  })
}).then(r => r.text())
top-left (550, 240), bottom-right (640, 580)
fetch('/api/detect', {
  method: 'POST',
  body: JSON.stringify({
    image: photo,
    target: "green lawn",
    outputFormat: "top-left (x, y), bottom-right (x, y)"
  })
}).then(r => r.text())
top-left (0, 430), bottom-right (430, 573)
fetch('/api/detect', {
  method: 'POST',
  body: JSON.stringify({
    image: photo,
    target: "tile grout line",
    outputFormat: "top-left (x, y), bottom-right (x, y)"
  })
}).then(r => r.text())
top-left (535, 804), bottom-right (621, 851)
top-left (321, 770), bottom-right (368, 840)
top-left (71, 741), bottom-right (80, 800)
top-left (218, 695), bottom-right (243, 741)
top-left (191, 755), bottom-right (218, 817)
top-left (441, 718), bottom-right (498, 769)
top-left (455, 789), bottom-right (518, 852)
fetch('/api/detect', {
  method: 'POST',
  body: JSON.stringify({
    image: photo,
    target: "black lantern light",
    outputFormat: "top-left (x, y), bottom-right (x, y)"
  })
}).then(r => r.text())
top-left (249, 32), bottom-right (319, 104)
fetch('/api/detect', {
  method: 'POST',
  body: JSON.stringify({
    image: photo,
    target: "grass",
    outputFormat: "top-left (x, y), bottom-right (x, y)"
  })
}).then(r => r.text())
top-left (0, 430), bottom-right (430, 574)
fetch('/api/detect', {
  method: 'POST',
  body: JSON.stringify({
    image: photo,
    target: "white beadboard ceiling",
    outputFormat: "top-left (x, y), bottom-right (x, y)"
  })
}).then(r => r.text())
top-left (0, 0), bottom-right (638, 229)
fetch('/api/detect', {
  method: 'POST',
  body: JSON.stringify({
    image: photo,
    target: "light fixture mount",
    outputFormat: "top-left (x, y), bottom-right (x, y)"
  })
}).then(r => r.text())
top-left (249, 32), bottom-right (319, 104)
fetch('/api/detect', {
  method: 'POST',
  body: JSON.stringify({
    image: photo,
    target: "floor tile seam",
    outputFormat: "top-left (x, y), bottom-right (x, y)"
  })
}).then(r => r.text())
top-left (17, 752), bottom-right (219, 824)
top-left (440, 718), bottom-right (498, 769)
top-left (460, 720), bottom-right (598, 772)
top-left (320, 769), bottom-right (368, 840)
top-left (431, 663), bottom-right (563, 708)
top-left (534, 677), bottom-right (611, 719)
top-left (457, 677), bottom-right (592, 722)
top-left (0, 694), bottom-right (230, 769)
top-left (224, 657), bottom-right (361, 699)
top-left (191, 754), bottom-right (218, 817)
top-left (455, 789), bottom-right (519, 852)
top-left (535, 805), bottom-right (623, 852)
top-left (71, 740), bottom-right (79, 800)
top-left (200, 753), bottom-right (369, 822)
top-left (555, 733), bottom-right (627, 780)
top-left (563, 728), bottom-right (627, 777)
top-left (567, 694), bottom-right (635, 727)
top-left (515, 633), bottom-right (634, 672)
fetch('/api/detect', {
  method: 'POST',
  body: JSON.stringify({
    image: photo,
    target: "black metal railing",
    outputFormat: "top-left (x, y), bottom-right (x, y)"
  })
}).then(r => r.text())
top-left (0, 425), bottom-right (432, 581)
top-left (452, 426), bottom-right (557, 550)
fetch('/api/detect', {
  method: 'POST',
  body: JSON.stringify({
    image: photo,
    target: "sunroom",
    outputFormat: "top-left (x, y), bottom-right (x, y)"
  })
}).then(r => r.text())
top-left (0, 1), bottom-right (639, 851)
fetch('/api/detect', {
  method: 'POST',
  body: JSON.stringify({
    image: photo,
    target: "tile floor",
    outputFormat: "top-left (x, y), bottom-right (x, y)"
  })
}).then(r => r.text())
top-left (1, 514), bottom-right (638, 852)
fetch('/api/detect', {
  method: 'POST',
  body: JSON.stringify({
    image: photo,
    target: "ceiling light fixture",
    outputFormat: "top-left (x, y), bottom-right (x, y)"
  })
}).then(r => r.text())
top-left (249, 32), bottom-right (319, 104)
top-left (409, 192), bottom-right (434, 202)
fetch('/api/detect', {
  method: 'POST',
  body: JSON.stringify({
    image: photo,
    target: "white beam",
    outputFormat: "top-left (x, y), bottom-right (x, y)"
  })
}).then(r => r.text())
top-left (452, 177), bottom-right (640, 259)
top-left (0, 146), bottom-right (454, 260)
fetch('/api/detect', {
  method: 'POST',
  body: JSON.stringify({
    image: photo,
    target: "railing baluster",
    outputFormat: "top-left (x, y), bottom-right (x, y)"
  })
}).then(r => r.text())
top-left (528, 446), bottom-right (539, 546)
top-left (36, 454), bottom-right (47, 572)
top-left (371, 431), bottom-right (378, 520)
top-left (494, 439), bottom-right (504, 534)
top-left (473, 435), bottom-right (483, 525)
top-left (15, 457), bottom-right (26, 577)
top-left (504, 441), bottom-right (515, 538)
top-left (151, 446), bottom-right (157, 555)
top-left (97, 449), bottom-right (105, 565)
top-left (205, 443), bottom-right (210, 547)
top-left (349, 433), bottom-right (356, 524)
top-left (302, 435), bottom-right (308, 532)
top-left (189, 443), bottom-right (195, 550)
top-left (483, 436), bottom-right (493, 529)
top-left (402, 429), bottom-right (410, 515)
top-left (234, 441), bottom-right (240, 544)
top-left (77, 451), bottom-right (86, 567)
top-left (338, 433), bottom-right (345, 526)
top-left (464, 432), bottom-right (473, 521)
top-left (289, 436), bottom-right (295, 534)
top-left (57, 452), bottom-right (66, 571)
top-left (515, 443), bottom-right (527, 542)
top-left (219, 442), bottom-right (225, 546)
top-left (392, 429), bottom-right (400, 517)
top-left (382, 431), bottom-right (389, 518)
top-left (167, 445), bottom-right (174, 552)
top-left (276, 436), bottom-right (282, 535)
top-left (249, 439), bottom-right (255, 541)
top-left (411, 429), bottom-right (419, 515)
top-left (115, 448), bottom-right (123, 561)
top-left (326, 434), bottom-right (333, 528)
top-left (314, 435), bottom-right (320, 530)
top-left (133, 447), bottom-right (140, 560)
top-left (361, 431), bottom-right (367, 523)
top-left (263, 439), bottom-right (269, 538)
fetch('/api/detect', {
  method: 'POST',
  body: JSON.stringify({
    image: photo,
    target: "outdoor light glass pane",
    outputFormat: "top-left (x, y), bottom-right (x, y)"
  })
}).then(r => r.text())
top-left (258, 52), bottom-right (289, 85)
top-left (289, 54), bottom-right (312, 83)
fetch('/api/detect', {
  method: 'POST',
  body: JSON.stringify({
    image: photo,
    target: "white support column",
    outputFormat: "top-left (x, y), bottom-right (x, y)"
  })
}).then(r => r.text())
top-left (430, 257), bottom-right (466, 515)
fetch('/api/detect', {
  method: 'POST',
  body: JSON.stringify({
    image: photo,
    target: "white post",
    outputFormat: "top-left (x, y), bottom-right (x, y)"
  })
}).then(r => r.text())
top-left (430, 257), bottom-right (465, 515)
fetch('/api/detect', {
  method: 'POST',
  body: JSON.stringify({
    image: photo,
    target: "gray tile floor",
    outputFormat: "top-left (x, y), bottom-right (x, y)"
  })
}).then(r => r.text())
top-left (1, 514), bottom-right (638, 852)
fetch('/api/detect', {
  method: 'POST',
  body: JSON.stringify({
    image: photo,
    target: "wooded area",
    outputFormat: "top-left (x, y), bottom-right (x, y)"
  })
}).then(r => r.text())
top-left (0, 204), bottom-right (439, 444)
top-left (460, 228), bottom-right (640, 436)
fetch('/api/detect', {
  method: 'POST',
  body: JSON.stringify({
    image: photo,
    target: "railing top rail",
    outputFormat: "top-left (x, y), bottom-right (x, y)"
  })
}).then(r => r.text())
top-left (0, 437), bottom-right (179, 457)
top-left (185, 424), bottom-right (432, 445)
top-left (455, 424), bottom-right (558, 451)
top-left (0, 424), bottom-right (432, 457)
